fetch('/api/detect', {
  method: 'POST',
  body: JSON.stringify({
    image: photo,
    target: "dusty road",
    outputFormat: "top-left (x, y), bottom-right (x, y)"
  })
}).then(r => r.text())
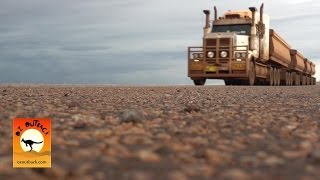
top-left (0, 85), bottom-right (320, 180)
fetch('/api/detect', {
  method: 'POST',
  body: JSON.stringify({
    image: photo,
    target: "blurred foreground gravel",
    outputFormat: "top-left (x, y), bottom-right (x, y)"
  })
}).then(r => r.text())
top-left (0, 85), bottom-right (320, 180)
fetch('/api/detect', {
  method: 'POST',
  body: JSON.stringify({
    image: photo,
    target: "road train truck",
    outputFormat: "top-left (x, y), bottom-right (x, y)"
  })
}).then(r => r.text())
top-left (187, 4), bottom-right (316, 86)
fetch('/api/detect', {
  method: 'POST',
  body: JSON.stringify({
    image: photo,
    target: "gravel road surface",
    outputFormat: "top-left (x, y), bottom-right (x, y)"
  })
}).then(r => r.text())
top-left (0, 85), bottom-right (320, 180)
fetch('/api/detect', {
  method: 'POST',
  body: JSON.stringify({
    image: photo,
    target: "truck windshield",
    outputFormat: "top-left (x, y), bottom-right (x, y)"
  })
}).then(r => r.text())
top-left (212, 25), bottom-right (251, 35)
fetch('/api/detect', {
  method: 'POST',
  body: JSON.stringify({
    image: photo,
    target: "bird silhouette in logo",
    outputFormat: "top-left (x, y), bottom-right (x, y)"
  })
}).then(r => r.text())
top-left (21, 138), bottom-right (43, 152)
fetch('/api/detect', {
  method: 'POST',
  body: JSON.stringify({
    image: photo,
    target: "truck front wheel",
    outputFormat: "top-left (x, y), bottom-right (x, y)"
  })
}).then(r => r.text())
top-left (248, 61), bottom-right (256, 86)
top-left (224, 80), bottom-right (232, 86)
top-left (193, 78), bottom-right (206, 86)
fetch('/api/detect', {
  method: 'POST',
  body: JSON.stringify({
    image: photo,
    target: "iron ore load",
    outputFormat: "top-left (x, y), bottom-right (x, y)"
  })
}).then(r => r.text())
top-left (188, 4), bottom-right (316, 86)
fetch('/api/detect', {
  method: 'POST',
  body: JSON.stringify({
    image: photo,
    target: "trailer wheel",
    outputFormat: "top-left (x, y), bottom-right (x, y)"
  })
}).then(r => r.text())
top-left (269, 67), bottom-right (274, 86)
top-left (274, 68), bottom-right (280, 86)
top-left (193, 78), bottom-right (206, 86)
top-left (305, 76), bottom-right (307, 85)
top-left (248, 61), bottom-right (256, 86)
top-left (295, 74), bottom-right (300, 86)
top-left (278, 69), bottom-right (281, 86)
top-left (309, 76), bottom-right (312, 85)
top-left (285, 72), bottom-right (289, 86)
top-left (292, 73), bottom-right (295, 86)
top-left (274, 68), bottom-right (278, 86)
top-left (277, 69), bottom-right (280, 86)
top-left (309, 76), bottom-right (311, 85)
top-left (302, 76), bottom-right (306, 85)
top-left (289, 73), bottom-right (293, 86)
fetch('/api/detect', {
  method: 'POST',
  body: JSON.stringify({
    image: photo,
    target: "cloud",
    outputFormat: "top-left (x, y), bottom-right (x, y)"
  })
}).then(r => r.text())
top-left (0, 0), bottom-right (319, 84)
top-left (288, 0), bottom-right (313, 5)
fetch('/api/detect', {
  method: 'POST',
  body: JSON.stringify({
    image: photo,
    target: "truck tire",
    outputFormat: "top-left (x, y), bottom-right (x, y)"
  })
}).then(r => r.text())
top-left (285, 72), bottom-right (289, 86)
top-left (248, 61), bottom-right (256, 86)
top-left (278, 69), bottom-right (281, 86)
top-left (269, 67), bottom-right (274, 86)
top-left (306, 76), bottom-right (309, 85)
top-left (307, 76), bottom-right (311, 85)
top-left (274, 68), bottom-right (280, 86)
top-left (291, 73), bottom-right (295, 86)
top-left (309, 76), bottom-right (312, 85)
top-left (224, 80), bottom-right (232, 86)
top-left (289, 73), bottom-right (292, 86)
top-left (295, 74), bottom-right (300, 86)
top-left (302, 76), bottom-right (306, 85)
top-left (193, 78), bottom-right (206, 86)
top-left (274, 68), bottom-right (278, 86)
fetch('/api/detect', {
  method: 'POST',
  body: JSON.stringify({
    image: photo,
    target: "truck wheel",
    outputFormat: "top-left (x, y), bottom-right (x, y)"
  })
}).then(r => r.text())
top-left (289, 73), bottom-right (292, 86)
top-left (269, 67), bottom-right (274, 86)
top-left (295, 74), bottom-right (300, 85)
top-left (309, 76), bottom-right (312, 85)
top-left (291, 73), bottom-right (295, 86)
top-left (276, 69), bottom-right (279, 86)
top-left (224, 80), bottom-right (232, 86)
top-left (285, 72), bottom-right (289, 86)
top-left (248, 61), bottom-right (256, 86)
top-left (193, 78), bottom-right (206, 86)
top-left (309, 76), bottom-right (311, 85)
top-left (274, 68), bottom-right (279, 86)
top-left (274, 68), bottom-right (278, 86)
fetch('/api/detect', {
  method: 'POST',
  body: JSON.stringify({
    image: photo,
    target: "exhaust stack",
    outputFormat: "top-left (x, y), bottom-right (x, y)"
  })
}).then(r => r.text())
top-left (260, 3), bottom-right (264, 26)
top-left (258, 3), bottom-right (265, 59)
top-left (203, 10), bottom-right (210, 35)
top-left (249, 7), bottom-right (257, 50)
top-left (259, 3), bottom-right (265, 37)
top-left (214, 6), bottom-right (217, 20)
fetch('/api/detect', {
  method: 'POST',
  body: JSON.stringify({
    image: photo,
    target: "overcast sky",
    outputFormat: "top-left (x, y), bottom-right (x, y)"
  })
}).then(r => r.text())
top-left (0, 0), bottom-right (319, 84)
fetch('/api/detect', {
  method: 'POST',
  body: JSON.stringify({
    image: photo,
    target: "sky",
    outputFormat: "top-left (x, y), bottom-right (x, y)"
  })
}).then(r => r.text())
top-left (0, 0), bottom-right (319, 85)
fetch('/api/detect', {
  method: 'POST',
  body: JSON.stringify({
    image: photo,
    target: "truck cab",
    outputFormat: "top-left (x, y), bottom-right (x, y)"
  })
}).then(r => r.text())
top-left (188, 5), bottom-right (269, 85)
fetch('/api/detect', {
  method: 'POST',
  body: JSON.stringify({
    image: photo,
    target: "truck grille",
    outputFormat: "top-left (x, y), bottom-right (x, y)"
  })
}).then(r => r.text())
top-left (219, 38), bottom-right (231, 46)
top-left (206, 38), bottom-right (230, 46)
top-left (206, 39), bottom-right (216, 46)
top-left (205, 38), bottom-right (231, 65)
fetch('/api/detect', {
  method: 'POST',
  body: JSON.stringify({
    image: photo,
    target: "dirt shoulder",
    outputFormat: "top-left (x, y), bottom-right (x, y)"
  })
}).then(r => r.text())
top-left (0, 85), bottom-right (319, 180)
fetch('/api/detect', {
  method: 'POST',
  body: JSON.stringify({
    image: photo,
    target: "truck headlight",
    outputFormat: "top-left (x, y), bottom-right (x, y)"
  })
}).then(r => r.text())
top-left (220, 51), bottom-right (228, 58)
top-left (207, 51), bottom-right (214, 58)
top-left (235, 52), bottom-right (241, 58)
top-left (193, 53), bottom-right (204, 59)
top-left (235, 52), bottom-right (246, 58)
